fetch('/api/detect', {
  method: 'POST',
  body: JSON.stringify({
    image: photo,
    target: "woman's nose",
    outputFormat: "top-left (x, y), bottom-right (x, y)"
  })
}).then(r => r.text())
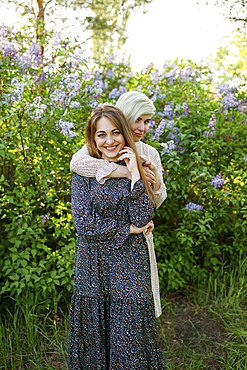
top-left (106, 135), bottom-right (114, 144)
top-left (137, 121), bottom-right (144, 132)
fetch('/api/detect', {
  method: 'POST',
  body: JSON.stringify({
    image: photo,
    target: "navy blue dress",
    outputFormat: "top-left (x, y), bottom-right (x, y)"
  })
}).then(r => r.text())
top-left (68, 172), bottom-right (166, 369)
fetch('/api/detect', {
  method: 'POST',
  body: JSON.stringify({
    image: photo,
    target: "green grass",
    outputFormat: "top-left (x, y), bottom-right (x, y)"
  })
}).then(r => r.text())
top-left (0, 258), bottom-right (247, 369)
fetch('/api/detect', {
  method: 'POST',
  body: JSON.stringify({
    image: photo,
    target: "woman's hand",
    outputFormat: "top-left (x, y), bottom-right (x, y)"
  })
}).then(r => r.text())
top-left (118, 147), bottom-right (140, 189)
top-left (118, 147), bottom-right (139, 174)
top-left (140, 155), bottom-right (158, 172)
top-left (140, 155), bottom-right (161, 191)
top-left (130, 221), bottom-right (154, 236)
top-left (142, 166), bottom-right (156, 186)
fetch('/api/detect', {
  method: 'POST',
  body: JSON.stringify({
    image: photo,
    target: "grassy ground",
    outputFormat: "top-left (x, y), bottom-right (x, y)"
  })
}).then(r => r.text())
top-left (1, 260), bottom-right (247, 370)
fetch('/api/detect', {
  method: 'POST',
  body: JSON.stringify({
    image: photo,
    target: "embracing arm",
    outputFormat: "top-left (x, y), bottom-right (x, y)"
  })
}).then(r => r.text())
top-left (140, 148), bottom-right (167, 208)
top-left (70, 145), bottom-right (130, 183)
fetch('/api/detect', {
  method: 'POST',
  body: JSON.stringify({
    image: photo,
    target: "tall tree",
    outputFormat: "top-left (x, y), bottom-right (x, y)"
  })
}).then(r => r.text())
top-left (3, 0), bottom-right (153, 60)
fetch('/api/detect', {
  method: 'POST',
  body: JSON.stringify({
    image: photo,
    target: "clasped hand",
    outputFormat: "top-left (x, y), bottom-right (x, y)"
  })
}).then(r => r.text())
top-left (118, 147), bottom-right (138, 173)
top-left (130, 220), bottom-right (154, 236)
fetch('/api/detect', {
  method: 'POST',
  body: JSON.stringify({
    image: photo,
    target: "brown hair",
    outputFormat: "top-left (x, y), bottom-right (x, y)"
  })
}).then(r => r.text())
top-left (85, 104), bottom-right (155, 207)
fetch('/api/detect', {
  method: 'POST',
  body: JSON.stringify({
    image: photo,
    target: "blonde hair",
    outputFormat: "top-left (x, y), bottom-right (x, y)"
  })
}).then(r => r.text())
top-left (116, 91), bottom-right (156, 124)
top-left (85, 104), bottom-right (155, 207)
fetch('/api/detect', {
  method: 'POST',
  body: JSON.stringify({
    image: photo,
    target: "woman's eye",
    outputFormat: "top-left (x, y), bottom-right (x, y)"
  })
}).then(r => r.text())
top-left (113, 131), bottom-right (120, 135)
top-left (97, 134), bottom-right (105, 137)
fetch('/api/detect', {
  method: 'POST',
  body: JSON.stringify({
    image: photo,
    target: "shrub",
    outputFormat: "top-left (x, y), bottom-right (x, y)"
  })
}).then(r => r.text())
top-left (1, 21), bottom-right (247, 308)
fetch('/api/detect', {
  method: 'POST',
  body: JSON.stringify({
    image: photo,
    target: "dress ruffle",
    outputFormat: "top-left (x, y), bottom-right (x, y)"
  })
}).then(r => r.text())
top-left (68, 293), bottom-right (166, 370)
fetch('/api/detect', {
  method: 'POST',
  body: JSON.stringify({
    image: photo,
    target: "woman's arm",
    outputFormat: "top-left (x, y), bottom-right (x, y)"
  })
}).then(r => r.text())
top-left (118, 147), bottom-right (156, 228)
top-left (70, 145), bottom-right (131, 184)
top-left (71, 174), bottom-right (130, 248)
top-left (139, 149), bottom-right (167, 208)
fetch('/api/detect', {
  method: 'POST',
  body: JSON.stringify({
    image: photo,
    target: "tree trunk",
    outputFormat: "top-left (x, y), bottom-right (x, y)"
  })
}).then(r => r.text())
top-left (36, 0), bottom-right (45, 55)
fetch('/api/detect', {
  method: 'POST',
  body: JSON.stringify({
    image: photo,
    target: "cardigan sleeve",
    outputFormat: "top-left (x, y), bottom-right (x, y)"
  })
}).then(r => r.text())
top-left (70, 145), bottom-right (119, 184)
top-left (152, 154), bottom-right (167, 209)
top-left (137, 143), bottom-right (167, 209)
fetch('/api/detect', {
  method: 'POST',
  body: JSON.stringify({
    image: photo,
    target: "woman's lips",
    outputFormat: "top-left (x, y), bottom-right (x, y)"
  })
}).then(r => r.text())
top-left (104, 145), bottom-right (118, 151)
top-left (134, 132), bottom-right (143, 137)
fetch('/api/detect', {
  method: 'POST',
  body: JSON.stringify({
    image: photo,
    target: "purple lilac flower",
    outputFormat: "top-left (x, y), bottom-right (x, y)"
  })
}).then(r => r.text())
top-left (166, 127), bottom-right (181, 142)
top-left (108, 86), bottom-right (127, 100)
top-left (175, 102), bottom-right (188, 115)
top-left (209, 174), bottom-right (225, 188)
top-left (245, 156), bottom-right (247, 162)
top-left (150, 93), bottom-right (157, 103)
top-left (1, 41), bottom-right (17, 57)
top-left (185, 202), bottom-right (203, 212)
top-left (163, 102), bottom-right (174, 119)
top-left (158, 102), bottom-right (174, 119)
top-left (148, 119), bottom-right (155, 132)
top-left (151, 119), bottom-right (167, 140)
top-left (26, 97), bottom-right (47, 121)
top-left (56, 119), bottom-right (77, 137)
top-left (180, 66), bottom-right (194, 82)
top-left (5, 78), bottom-right (25, 104)
top-left (17, 222), bottom-right (21, 227)
top-left (69, 101), bottom-right (80, 109)
top-left (135, 85), bottom-right (143, 92)
top-left (204, 114), bottom-right (216, 138)
top-left (41, 215), bottom-right (49, 225)
top-left (164, 69), bottom-right (177, 84)
top-left (158, 93), bottom-right (166, 101)
top-left (107, 54), bottom-right (115, 63)
top-left (50, 89), bottom-right (66, 107)
top-left (161, 140), bottom-right (176, 155)
top-left (106, 70), bottom-right (114, 79)
top-left (150, 72), bottom-right (159, 85)
top-left (221, 93), bottom-right (238, 108)
top-left (95, 71), bottom-right (102, 80)
top-left (217, 83), bottom-right (232, 94)
top-left (121, 77), bottom-right (128, 85)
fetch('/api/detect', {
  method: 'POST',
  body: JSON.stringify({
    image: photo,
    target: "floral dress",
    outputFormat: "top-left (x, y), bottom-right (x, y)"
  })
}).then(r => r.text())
top-left (68, 171), bottom-right (166, 369)
top-left (70, 141), bottom-right (167, 318)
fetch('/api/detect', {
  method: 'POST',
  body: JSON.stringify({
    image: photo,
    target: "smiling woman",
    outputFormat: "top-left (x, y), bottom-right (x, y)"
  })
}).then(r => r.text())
top-left (68, 105), bottom-right (166, 369)
top-left (94, 116), bottom-right (125, 161)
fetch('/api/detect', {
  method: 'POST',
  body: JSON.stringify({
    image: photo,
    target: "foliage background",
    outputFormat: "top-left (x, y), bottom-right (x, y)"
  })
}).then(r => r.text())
top-left (0, 17), bottom-right (247, 312)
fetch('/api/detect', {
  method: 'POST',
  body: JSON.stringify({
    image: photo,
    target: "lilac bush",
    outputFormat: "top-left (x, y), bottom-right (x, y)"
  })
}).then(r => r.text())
top-left (1, 19), bottom-right (247, 302)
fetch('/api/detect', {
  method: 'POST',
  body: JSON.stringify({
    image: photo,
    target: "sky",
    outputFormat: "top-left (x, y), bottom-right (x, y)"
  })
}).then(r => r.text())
top-left (0, 0), bottom-right (236, 73)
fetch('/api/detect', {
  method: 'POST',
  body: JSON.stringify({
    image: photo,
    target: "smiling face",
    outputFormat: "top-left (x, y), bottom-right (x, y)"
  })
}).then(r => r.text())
top-left (94, 116), bottom-right (125, 161)
top-left (130, 114), bottom-right (151, 142)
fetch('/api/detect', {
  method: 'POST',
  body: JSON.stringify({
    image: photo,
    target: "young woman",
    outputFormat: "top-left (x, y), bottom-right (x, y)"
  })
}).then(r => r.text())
top-left (70, 91), bottom-right (167, 318)
top-left (68, 105), bottom-right (166, 369)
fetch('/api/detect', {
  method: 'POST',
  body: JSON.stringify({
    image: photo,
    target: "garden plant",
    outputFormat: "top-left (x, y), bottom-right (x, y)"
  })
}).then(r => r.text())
top-left (0, 17), bottom-right (247, 370)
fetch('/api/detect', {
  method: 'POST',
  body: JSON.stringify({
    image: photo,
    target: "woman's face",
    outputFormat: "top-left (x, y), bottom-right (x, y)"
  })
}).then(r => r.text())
top-left (94, 116), bottom-right (125, 161)
top-left (130, 114), bottom-right (151, 142)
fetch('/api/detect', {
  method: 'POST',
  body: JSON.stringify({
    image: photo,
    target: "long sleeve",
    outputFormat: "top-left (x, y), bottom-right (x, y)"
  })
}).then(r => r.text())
top-left (70, 145), bottom-right (119, 184)
top-left (126, 179), bottom-right (156, 228)
top-left (71, 174), bottom-right (130, 249)
top-left (135, 141), bottom-right (167, 208)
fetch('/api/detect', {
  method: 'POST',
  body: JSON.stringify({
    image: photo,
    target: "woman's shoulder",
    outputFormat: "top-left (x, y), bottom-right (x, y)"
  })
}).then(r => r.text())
top-left (136, 140), bottom-right (160, 160)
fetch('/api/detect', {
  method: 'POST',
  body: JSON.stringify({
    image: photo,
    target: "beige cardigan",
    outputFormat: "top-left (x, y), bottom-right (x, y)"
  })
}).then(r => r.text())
top-left (70, 141), bottom-right (167, 317)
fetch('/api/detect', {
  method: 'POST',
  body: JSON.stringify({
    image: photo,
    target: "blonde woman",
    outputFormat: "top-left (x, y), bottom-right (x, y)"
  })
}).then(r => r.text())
top-left (70, 91), bottom-right (167, 318)
top-left (68, 105), bottom-right (166, 369)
